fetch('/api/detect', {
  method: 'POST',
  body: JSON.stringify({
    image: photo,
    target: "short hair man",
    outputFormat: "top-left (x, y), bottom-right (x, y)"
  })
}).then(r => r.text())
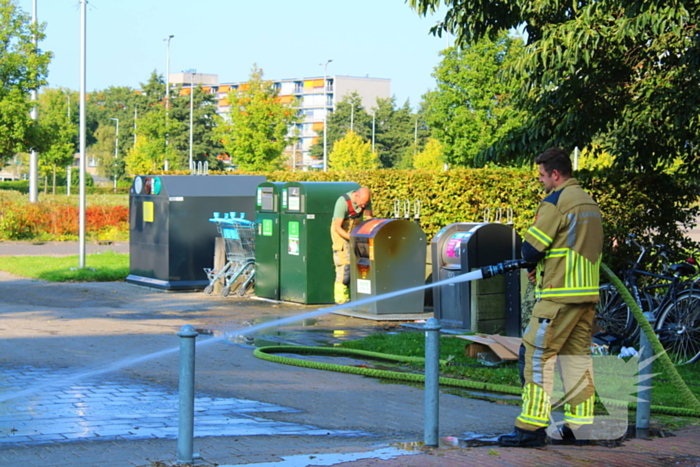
top-left (498, 148), bottom-right (604, 447)
top-left (330, 187), bottom-right (373, 304)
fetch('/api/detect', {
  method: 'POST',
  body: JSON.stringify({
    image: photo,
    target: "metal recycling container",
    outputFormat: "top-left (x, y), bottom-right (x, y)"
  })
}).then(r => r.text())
top-left (448, 223), bottom-right (522, 334)
top-left (127, 174), bottom-right (265, 291)
top-left (350, 218), bottom-right (427, 315)
top-left (254, 181), bottom-right (285, 300)
top-left (279, 181), bottom-right (360, 304)
top-left (431, 222), bottom-right (483, 324)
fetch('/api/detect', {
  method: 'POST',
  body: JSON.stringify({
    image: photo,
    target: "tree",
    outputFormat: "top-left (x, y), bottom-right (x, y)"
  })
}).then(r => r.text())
top-left (409, 0), bottom-right (700, 174)
top-left (91, 124), bottom-right (119, 181)
top-left (310, 93), bottom-right (426, 168)
top-left (309, 93), bottom-right (371, 161)
top-left (0, 0), bottom-right (52, 163)
top-left (86, 85), bottom-right (143, 181)
top-left (216, 66), bottom-right (301, 171)
top-left (422, 32), bottom-right (527, 167)
top-left (124, 106), bottom-right (176, 174)
top-left (168, 84), bottom-right (223, 170)
top-left (36, 88), bottom-right (77, 193)
top-left (328, 130), bottom-right (379, 170)
top-left (413, 138), bottom-right (445, 170)
top-left (372, 98), bottom-right (423, 168)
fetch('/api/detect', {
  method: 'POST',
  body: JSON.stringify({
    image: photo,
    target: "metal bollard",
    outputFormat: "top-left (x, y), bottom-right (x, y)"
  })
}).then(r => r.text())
top-left (178, 325), bottom-right (198, 463)
top-left (636, 312), bottom-right (655, 438)
top-left (424, 318), bottom-right (441, 447)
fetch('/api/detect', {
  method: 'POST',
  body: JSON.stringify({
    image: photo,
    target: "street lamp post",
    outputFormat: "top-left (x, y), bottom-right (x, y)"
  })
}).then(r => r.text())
top-left (414, 117), bottom-right (419, 155)
top-left (321, 59), bottom-right (332, 172)
top-left (164, 35), bottom-right (173, 169)
top-left (371, 111), bottom-right (376, 153)
top-left (110, 117), bottom-right (119, 189)
top-left (29, 0), bottom-right (38, 203)
top-left (78, 0), bottom-right (87, 268)
top-left (186, 69), bottom-right (196, 171)
top-left (164, 35), bottom-right (174, 104)
top-left (350, 102), bottom-right (354, 132)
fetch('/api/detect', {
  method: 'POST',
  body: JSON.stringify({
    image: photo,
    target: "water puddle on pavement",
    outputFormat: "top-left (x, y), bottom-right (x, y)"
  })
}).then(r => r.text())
top-left (394, 433), bottom-right (501, 451)
top-left (200, 316), bottom-right (405, 349)
top-left (215, 446), bottom-right (417, 467)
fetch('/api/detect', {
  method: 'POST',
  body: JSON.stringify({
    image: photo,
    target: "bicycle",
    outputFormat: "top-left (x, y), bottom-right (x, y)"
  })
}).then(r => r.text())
top-left (596, 234), bottom-right (700, 365)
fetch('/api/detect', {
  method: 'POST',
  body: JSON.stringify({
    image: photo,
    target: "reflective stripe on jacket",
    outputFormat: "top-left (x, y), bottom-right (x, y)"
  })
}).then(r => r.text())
top-left (525, 178), bottom-right (603, 304)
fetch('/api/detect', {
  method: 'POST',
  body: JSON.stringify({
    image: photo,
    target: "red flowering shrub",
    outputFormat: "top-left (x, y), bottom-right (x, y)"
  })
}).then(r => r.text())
top-left (0, 194), bottom-right (129, 241)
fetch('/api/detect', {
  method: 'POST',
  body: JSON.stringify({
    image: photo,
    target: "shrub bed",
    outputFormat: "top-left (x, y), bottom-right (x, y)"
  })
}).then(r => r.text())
top-left (0, 191), bottom-right (129, 241)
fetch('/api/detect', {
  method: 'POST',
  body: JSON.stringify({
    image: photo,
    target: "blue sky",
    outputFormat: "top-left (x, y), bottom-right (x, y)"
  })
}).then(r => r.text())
top-left (18, 0), bottom-right (448, 109)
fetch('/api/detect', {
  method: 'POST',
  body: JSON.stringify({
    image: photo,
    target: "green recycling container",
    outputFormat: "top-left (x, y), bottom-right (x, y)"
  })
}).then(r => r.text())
top-left (254, 182), bottom-right (285, 300)
top-left (279, 181), bottom-right (360, 304)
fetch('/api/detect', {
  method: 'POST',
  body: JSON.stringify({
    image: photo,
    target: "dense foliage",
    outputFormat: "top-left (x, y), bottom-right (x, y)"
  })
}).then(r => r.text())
top-left (0, 0), bottom-right (51, 163)
top-left (216, 66), bottom-right (301, 171)
top-left (328, 130), bottom-right (379, 170)
top-left (310, 93), bottom-right (430, 169)
top-left (410, 0), bottom-right (700, 175)
top-left (422, 32), bottom-right (527, 167)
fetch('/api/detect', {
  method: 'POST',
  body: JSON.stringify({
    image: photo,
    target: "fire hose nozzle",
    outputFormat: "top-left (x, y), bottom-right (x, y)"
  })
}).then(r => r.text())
top-left (480, 259), bottom-right (536, 279)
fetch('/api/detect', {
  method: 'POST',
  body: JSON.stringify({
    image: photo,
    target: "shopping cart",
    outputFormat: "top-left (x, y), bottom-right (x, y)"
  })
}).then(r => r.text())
top-left (203, 213), bottom-right (256, 297)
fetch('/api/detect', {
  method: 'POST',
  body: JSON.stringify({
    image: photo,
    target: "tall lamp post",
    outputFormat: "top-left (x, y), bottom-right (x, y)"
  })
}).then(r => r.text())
top-left (185, 69), bottom-right (196, 171)
top-left (29, 0), bottom-right (38, 203)
top-left (164, 35), bottom-right (173, 169)
top-left (371, 110), bottom-right (376, 153)
top-left (78, 0), bottom-right (87, 268)
top-left (321, 59), bottom-right (332, 172)
top-left (110, 117), bottom-right (119, 189)
top-left (164, 35), bottom-right (174, 104)
top-left (350, 102), bottom-right (355, 132)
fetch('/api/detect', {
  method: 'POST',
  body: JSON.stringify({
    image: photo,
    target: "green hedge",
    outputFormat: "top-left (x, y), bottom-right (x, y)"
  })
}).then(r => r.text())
top-left (256, 168), bottom-right (699, 271)
top-left (15, 167), bottom-right (698, 270)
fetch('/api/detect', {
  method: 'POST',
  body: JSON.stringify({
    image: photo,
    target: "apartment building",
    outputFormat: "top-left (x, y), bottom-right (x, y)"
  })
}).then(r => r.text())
top-left (171, 73), bottom-right (391, 169)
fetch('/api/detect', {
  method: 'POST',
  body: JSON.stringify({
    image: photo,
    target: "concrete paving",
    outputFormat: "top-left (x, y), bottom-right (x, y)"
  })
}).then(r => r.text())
top-left (0, 240), bottom-right (129, 257)
top-left (0, 242), bottom-right (698, 466)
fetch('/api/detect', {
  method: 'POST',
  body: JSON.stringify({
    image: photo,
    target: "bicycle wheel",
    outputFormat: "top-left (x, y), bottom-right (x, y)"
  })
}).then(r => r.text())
top-left (596, 284), bottom-right (633, 337)
top-left (655, 290), bottom-right (700, 365)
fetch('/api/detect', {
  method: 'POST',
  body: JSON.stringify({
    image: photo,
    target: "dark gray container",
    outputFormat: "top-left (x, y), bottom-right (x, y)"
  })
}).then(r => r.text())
top-left (458, 223), bottom-right (522, 335)
top-left (431, 222), bottom-right (482, 326)
top-left (127, 174), bottom-right (266, 291)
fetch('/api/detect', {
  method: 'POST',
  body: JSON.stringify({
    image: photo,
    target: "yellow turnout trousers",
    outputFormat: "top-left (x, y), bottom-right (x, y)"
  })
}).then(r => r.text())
top-left (516, 300), bottom-right (596, 431)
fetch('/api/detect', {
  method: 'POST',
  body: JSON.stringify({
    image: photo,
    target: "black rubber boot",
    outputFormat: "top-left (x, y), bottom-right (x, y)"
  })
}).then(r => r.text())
top-left (497, 426), bottom-right (547, 448)
top-left (550, 425), bottom-right (590, 446)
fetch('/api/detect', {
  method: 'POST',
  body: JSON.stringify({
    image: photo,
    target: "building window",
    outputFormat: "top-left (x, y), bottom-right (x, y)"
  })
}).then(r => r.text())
top-left (88, 158), bottom-right (97, 167)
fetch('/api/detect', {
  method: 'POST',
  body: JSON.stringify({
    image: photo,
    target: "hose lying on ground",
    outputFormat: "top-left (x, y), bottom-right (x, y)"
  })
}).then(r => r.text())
top-left (254, 343), bottom-right (700, 418)
top-left (253, 261), bottom-right (700, 419)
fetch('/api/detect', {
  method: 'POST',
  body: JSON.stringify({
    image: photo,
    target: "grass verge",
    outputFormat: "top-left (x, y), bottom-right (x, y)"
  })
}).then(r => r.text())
top-left (0, 252), bottom-right (129, 282)
top-left (339, 331), bottom-right (700, 411)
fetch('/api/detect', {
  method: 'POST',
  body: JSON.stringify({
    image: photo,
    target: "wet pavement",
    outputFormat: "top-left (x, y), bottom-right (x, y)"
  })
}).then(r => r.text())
top-left (0, 242), bottom-right (699, 466)
top-left (0, 365), bottom-right (367, 446)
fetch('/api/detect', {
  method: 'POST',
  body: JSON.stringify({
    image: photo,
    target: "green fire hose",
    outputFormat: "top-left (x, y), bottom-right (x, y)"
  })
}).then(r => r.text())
top-left (254, 263), bottom-right (700, 418)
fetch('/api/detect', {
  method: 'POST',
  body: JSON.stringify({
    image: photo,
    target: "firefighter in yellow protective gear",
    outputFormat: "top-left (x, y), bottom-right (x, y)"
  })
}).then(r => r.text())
top-left (498, 148), bottom-right (603, 448)
top-left (330, 187), bottom-right (373, 304)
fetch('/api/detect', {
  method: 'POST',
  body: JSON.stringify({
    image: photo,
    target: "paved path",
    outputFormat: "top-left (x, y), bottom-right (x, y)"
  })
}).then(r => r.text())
top-left (0, 240), bottom-right (129, 256)
top-left (0, 243), bottom-right (698, 466)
